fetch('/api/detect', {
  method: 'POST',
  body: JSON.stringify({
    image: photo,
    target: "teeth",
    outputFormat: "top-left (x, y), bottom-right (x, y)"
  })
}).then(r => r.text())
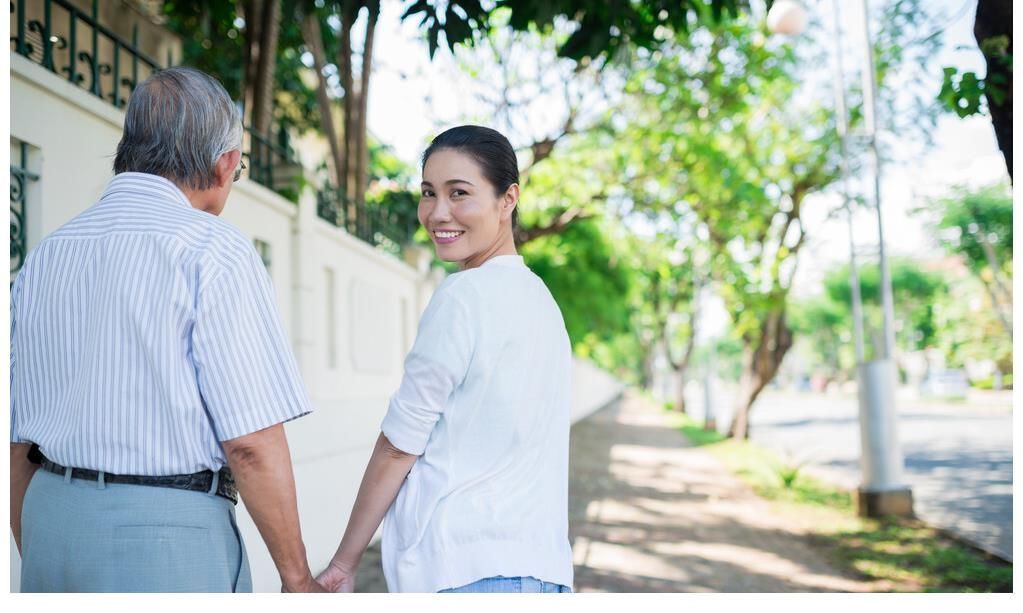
top-left (435, 231), bottom-right (464, 239)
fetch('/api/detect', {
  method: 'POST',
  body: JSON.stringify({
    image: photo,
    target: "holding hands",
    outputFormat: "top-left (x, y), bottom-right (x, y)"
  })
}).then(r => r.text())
top-left (316, 559), bottom-right (358, 593)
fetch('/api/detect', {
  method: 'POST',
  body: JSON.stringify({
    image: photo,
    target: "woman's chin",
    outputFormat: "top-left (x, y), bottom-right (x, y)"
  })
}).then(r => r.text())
top-left (434, 245), bottom-right (465, 263)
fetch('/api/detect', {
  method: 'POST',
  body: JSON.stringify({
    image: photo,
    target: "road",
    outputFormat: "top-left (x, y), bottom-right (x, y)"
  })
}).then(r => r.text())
top-left (694, 386), bottom-right (1013, 561)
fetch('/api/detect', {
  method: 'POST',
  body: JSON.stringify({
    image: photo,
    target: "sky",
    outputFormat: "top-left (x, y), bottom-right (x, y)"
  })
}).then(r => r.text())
top-left (360, 0), bottom-right (1009, 298)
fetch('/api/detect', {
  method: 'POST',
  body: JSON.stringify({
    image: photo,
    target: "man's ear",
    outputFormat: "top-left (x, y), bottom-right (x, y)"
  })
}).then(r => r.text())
top-left (215, 149), bottom-right (241, 188)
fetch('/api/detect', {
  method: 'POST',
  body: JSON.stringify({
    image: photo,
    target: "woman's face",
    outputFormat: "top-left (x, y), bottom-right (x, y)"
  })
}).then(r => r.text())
top-left (419, 149), bottom-right (517, 269)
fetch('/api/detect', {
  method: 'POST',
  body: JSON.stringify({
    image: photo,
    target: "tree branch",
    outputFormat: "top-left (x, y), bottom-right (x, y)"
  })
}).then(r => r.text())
top-left (514, 206), bottom-right (594, 245)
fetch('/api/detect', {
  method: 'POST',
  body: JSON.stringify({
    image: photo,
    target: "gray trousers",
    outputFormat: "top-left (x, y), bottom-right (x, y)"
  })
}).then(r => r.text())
top-left (20, 468), bottom-right (252, 592)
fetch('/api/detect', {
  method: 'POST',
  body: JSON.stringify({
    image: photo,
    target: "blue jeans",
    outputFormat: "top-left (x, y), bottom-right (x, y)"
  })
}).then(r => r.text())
top-left (440, 576), bottom-right (572, 593)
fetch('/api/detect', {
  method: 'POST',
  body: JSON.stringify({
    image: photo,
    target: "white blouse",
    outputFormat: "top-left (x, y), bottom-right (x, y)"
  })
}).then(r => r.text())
top-left (380, 255), bottom-right (574, 593)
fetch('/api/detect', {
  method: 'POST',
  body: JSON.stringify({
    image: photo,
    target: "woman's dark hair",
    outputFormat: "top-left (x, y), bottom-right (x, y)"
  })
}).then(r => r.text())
top-left (422, 125), bottom-right (519, 229)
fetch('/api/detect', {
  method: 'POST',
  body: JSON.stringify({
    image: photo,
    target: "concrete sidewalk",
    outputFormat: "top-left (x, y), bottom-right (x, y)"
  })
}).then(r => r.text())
top-left (355, 391), bottom-right (879, 592)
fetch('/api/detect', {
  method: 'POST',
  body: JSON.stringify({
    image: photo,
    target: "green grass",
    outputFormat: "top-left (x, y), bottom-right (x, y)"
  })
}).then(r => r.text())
top-left (818, 521), bottom-right (1014, 592)
top-left (666, 408), bottom-right (1012, 592)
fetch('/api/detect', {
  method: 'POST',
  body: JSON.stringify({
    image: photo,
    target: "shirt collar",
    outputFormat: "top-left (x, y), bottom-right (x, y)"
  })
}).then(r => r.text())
top-left (480, 255), bottom-right (526, 268)
top-left (100, 172), bottom-right (195, 210)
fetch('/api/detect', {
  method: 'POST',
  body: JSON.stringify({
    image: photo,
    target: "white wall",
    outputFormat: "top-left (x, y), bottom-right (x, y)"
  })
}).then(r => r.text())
top-left (9, 54), bottom-right (623, 592)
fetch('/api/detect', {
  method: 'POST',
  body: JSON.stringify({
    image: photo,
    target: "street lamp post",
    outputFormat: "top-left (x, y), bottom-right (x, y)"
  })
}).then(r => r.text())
top-left (767, 0), bottom-right (913, 518)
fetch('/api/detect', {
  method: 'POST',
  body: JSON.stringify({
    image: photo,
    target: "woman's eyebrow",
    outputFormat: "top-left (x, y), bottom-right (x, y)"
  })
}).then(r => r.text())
top-left (421, 179), bottom-right (475, 187)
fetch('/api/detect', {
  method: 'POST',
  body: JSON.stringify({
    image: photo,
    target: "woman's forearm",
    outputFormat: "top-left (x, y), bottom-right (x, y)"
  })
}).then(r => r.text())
top-left (331, 432), bottom-right (417, 570)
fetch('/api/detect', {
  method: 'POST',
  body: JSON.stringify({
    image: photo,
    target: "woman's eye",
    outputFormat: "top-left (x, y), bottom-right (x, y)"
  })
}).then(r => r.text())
top-left (421, 190), bottom-right (434, 197)
top-left (451, 189), bottom-right (467, 197)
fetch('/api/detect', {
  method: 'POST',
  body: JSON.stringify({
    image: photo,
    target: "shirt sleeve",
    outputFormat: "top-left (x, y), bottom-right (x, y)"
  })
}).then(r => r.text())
top-left (381, 283), bottom-right (474, 455)
top-left (10, 269), bottom-right (23, 443)
top-left (192, 245), bottom-right (312, 441)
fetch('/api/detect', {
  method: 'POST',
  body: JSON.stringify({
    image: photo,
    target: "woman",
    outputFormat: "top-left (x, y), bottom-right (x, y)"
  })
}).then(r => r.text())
top-left (315, 125), bottom-right (574, 593)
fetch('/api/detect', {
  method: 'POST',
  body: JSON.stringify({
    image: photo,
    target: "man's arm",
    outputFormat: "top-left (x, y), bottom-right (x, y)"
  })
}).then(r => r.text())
top-left (10, 443), bottom-right (39, 554)
top-left (221, 423), bottom-right (324, 593)
top-left (316, 432), bottom-right (417, 592)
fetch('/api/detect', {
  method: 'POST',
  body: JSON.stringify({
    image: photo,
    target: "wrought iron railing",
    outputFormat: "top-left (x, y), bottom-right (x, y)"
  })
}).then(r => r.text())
top-left (10, 0), bottom-right (163, 109)
top-left (317, 188), bottom-right (417, 256)
top-left (245, 122), bottom-right (301, 199)
top-left (11, 140), bottom-right (37, 278)
top-left (10, 0), bottom-right (415, 256)
top-left (10, 0), bottom-right (300, 200)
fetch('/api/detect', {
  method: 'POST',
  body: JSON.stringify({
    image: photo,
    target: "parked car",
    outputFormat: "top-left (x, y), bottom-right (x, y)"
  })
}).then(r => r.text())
top-left (919, 369), bottom-right (969, 399)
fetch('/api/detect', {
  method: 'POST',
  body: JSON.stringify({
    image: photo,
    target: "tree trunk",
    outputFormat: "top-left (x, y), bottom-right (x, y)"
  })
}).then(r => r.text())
top-left (239, 0), bottom-right (264, 128)
top-left (338, 4), bottom-right (357, 225)
top-left (974, 0), bottom-right (1012, 180)
top-left (640, 343), bottom-right (656, 390)
top-left (250, 0), bottom-right (281, 137)
top-left (674, 367), bottom-right (689, 414)
top-left (298, 9), bottom-right (344, 188)
top-left (353, 2), bottom-right (378, 209)
top-left (979, 270), bottom-right (1013, 338)
top-left (728, 310), bottom-right (794, 439)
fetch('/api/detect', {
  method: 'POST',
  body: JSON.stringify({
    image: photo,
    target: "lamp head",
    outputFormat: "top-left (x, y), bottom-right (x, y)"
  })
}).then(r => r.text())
top-left (767, 0), bottom-right (808, 35)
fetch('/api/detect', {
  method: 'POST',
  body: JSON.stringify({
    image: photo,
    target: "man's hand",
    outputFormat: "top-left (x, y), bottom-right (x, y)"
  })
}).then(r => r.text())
top-left (315, 559), bottom-right (357, 593)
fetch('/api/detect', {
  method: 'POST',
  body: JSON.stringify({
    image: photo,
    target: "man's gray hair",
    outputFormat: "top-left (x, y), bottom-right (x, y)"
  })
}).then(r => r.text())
top-left (114, 67), bottom-right (243, 190)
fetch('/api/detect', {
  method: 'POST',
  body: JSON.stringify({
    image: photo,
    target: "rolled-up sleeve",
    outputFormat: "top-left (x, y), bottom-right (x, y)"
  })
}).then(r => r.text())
top-left (381, 284), bottom-right (474, 455)
top-left (192, 246), bottom-right (312, 441)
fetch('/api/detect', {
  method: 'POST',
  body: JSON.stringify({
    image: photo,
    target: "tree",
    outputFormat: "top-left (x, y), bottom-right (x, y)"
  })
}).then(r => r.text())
top-left (521, 218), bottom-right (638, 376)
top-left (402, 0), bottom-right (757, 62)
top-left (164, 0), bottom-right (318, 135)
top-left (631, 237), bottom-right (702, 412)
top-left (613, 16), bottom-right (841, 439)
top-left (938, 0), bottom-right (1012, 179)
top-left (920, 183), bottom-right (1012, 336)
top-left (296, 0), bottom-right (380, 221)
top-left (788, 295), bottom-right (851, 384)
top-left (240, 0), bottom-right (282, 136)
top-left (822, 259), bottom-right (947, 357)
top-left (933, 271), bottom-right (1012, 376)
top-left (435, 9), bottom-right (628, 245)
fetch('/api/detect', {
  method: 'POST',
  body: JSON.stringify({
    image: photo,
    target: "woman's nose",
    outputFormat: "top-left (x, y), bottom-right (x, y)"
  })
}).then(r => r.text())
top-left (428, 198), bottom-right (452, 223)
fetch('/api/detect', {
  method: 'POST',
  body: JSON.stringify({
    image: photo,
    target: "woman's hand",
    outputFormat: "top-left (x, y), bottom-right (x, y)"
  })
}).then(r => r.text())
top-left (315, 559), bottom-right (358, 593)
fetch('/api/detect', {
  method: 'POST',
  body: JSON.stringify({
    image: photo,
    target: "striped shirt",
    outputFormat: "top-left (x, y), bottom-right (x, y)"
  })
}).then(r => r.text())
top-left (9, 172), bottom-right (312, 476)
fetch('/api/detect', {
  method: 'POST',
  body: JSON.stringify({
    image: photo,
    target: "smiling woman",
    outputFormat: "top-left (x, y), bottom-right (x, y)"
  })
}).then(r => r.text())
top-left (417, 126), bottom-right (521, 270)
top-left (316, 125), bottom-right (575, 594)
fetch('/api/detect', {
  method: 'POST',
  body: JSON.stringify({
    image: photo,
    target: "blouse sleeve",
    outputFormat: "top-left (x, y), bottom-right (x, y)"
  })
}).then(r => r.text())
top-left (381, 283), bottom-right (474, 455)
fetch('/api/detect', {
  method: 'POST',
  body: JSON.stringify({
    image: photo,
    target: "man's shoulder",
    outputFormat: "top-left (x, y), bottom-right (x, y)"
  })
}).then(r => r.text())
top-left (193, 215), bottom-right (261, 274)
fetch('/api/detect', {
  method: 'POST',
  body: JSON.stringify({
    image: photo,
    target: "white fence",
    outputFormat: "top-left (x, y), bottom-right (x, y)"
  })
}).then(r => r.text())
top-left (9, 54), bottom-right (624, 591)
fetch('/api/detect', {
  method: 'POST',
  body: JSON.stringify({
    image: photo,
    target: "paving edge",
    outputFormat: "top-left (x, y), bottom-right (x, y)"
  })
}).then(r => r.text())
top-left (928, 524), bottom-right (1013, 565)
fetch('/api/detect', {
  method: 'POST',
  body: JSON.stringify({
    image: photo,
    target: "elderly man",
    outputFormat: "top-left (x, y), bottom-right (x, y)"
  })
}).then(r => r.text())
top-left (10, 67), bottom-right (322, 592)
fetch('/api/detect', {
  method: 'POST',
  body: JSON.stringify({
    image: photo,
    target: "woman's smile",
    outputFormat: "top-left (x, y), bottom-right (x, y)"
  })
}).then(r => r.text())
top-left (432, 229), bottom-right (466, 244)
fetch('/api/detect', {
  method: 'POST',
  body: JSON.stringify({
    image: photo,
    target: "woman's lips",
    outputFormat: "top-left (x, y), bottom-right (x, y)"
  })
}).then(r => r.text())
top-left (433, 230), bottom-right (465, 245)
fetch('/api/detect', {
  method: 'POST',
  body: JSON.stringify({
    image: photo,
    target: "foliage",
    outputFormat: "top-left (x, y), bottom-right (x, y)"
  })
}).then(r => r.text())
top-left (162, 0), bottom-right (321, 132)
top-left (824, 258), bottom-right (947, 353)
top-left (938, 32), bottom-right (1011, 118)
top-left (923, 184), bottom-right (1012, 276)
top-left (521, 218), bottom-right (638, 374)
top-left (790, 258), bottom-right (947, 378)
top-left (932, 272), bottom-right (1012, 374)
top-left (402, 0), bottom-right (755, 61)
top-left (788, 295), bottom-right (852, 378)
top-left (918, 183), bottom-right (1012, 363)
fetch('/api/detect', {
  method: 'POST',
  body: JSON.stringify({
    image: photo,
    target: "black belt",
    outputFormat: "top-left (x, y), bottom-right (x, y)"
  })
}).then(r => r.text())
top-left (38, 455), bottom-right (239, 505)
